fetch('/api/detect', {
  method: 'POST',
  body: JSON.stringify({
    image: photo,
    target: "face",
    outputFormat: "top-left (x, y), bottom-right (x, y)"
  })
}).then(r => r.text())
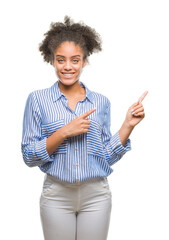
top-left (52, 41), bottom-right (87, 86)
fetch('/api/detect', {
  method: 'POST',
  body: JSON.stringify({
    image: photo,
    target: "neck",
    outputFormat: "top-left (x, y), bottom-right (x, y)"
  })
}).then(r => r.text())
top-left (58, 80), bottom-right (85, 97)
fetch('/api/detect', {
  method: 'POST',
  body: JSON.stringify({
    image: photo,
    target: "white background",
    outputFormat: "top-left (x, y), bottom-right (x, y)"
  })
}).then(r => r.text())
top-left (0, 0), bottom-right (168, 239)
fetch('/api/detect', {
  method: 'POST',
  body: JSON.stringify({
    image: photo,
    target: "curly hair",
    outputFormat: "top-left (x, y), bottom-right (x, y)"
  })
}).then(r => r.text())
top-left (39, 16), bottom-right (102, 65)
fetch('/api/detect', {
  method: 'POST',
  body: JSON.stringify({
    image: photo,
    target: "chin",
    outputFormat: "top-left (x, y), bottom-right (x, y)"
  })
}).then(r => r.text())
top-left (59, 78), bottom-right (79, 85)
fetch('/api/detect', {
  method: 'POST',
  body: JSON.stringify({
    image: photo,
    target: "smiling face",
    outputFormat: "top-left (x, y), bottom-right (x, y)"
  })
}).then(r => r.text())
top-left (52, 41), bottom-right (87, 86)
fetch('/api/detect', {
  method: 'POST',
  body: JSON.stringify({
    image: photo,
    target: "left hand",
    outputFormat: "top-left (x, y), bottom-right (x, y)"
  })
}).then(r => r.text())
top-left (124, 91), bottom-right (148, 128)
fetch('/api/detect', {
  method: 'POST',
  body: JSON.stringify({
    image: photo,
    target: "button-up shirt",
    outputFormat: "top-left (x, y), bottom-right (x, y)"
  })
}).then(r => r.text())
top-left (21, 80), bottom-right (131, 183)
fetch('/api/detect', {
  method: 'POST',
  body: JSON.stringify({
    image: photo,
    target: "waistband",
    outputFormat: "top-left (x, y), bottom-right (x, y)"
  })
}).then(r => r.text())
top-left (46, 174), bottom-right (107, 186)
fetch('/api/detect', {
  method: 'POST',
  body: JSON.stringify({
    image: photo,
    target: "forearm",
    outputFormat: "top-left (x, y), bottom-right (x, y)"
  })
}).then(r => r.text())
top-left (119, 120), bottom-right (134, 147)
top-left (119, 91), bottom-right (148, 146)
top-left (46, 126), bottom-right (68, 156)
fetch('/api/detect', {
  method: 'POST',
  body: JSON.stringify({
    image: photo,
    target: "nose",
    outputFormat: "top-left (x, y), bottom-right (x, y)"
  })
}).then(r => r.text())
top-left (64, 60), bottom-right (72, 71)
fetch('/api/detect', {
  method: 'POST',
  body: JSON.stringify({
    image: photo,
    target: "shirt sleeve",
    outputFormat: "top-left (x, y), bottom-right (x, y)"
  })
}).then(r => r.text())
top-left (21, 92), bottom-right (54, 167)
top-left (101, 100), bottom-right (131, 166)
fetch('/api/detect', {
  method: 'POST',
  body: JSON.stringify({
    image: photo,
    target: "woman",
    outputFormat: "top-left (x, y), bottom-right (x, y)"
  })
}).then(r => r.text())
top-left (21, 16), bottom-right (148, 240)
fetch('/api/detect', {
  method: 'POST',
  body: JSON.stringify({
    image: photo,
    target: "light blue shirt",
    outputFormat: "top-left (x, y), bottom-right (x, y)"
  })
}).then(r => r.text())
top-left (21, 80), bottom-right (131, 183)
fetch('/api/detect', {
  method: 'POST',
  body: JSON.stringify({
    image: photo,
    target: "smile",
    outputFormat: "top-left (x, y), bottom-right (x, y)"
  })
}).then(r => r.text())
top-left (61, 73), bottom-right (75, 78)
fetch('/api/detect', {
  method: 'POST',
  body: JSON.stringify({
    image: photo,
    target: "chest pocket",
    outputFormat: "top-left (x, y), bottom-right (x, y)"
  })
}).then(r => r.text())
top-left (41, 119), bottom-right (67, 154)
top-left (86, 119), bottom-right (105, 158)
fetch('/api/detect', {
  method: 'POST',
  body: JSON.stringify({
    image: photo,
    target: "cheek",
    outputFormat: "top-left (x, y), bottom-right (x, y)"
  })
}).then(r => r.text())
top-left (54, 64), bottom-right (61, 73)
top-left (75, 64), bottom-right (83, 72)
top-left (54, 66), bottom-right (61, 77)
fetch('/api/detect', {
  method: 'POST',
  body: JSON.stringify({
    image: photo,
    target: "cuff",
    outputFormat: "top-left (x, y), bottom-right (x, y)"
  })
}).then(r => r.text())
top-left (111, 131), bottom-right (131, 156)
top-left (34, 137), bottom-right (53, 163)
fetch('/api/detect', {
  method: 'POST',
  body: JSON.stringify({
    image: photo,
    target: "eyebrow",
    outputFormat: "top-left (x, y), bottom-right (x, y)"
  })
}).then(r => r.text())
top-left (55, 55), bottom-right (81, 58)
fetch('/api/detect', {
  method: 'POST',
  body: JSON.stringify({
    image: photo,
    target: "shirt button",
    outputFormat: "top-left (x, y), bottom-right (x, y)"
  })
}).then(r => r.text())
top-left (75, 148), bottom-right (78, 151)
top-left (76, 163), bottom-right (79, 167)
top-left (76, 179), bottom-right (79, 183)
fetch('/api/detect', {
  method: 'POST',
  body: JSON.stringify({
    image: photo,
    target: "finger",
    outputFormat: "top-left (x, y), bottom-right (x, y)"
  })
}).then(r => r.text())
top-left (83, 122), bottom-right (91, 128)
top-left (133, 111), bottom-right (145, 117)
top-left (138, 91), bottom-right (148, 103)
top-left (135, 103), bottom-right (143, 109)
top-left (130, 103), bottom-right (142, 112)
top-left (133, 107), bottom-right (144, 114)
top-left (81, 108), bottom-right (96, 118)
top-left (131, 103), bottom-right (143, 112)
top-left (129, 102), bottom-right (139, 111)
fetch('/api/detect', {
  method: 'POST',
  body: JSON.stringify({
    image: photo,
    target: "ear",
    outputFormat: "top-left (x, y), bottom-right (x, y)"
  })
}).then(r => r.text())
top-left (82, 58), bottom-right (87, 68)
top-left (51, 54), bottom-right (55, 66)
top-left (52, 59), bottom-right (54, 66)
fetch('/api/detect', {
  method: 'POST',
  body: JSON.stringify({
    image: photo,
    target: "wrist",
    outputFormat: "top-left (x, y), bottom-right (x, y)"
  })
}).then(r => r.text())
top-left (123, 119), bottom-right (135, 132)
top-left (119, 120), bottom-right (134, 147)
top-left (59, 126), bottom-right (70, 139)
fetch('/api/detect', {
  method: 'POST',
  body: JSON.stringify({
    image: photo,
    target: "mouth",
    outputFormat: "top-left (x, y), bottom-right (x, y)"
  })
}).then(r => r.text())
top-left (61, 72), bottom-right (75, 78)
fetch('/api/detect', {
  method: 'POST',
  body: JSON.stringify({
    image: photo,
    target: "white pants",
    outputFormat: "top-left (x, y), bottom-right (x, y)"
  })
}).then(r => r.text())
top-left (40, 174), bottom-right (112, 240)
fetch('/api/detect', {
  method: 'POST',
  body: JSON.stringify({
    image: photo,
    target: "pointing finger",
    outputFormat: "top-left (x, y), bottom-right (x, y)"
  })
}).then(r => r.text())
top-left (81, 108), bottom-right (96, 118)
top-left (138, 91), bottom-right (148, 103)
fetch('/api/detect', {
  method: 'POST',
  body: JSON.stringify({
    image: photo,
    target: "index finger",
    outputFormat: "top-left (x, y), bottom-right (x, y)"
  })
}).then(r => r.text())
top-left (138, 91), bottom-right (148, 103)
top-left (81, 108), bottom-right (96, 118)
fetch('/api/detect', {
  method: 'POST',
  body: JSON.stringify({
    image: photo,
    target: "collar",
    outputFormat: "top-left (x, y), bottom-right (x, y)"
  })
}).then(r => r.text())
top-left (51, 80), bottom-right (94, 104)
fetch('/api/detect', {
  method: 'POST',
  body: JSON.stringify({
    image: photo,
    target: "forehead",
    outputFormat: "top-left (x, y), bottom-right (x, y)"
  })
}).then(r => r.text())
top-left (55, 41), bottom-right (83, 56)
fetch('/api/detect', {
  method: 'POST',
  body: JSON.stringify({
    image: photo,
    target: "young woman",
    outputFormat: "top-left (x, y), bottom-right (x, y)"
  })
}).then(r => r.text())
top-left (21, 16), bottom-right (148, 240)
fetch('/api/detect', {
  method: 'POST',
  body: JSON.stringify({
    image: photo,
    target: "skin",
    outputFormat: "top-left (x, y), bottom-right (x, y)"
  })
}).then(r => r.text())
top-left (52, 41), bottom-right (87, 98)
top-left (119, 91), bottom-right (148, 146)
top-left (46, 41), bottom-right (148, 156)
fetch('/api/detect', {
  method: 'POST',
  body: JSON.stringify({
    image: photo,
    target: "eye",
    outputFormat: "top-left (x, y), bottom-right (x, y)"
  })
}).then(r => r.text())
top-left (57, 59), bottom-right (64, 63)
top-left (72, 59), bottom-right (79, 63)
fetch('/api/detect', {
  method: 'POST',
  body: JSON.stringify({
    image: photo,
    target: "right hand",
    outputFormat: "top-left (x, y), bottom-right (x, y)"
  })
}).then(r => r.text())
top-left (63, 108), bottom-right (96, 138)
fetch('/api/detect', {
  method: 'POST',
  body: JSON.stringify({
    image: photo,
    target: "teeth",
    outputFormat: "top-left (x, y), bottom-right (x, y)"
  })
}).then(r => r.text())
top-left (63, 73), bottom-right (74, 77)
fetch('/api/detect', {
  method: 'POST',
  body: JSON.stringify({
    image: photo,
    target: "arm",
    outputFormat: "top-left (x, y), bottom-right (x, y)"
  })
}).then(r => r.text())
top-left (102, 101), bottom-right (131, 166)
top-left (119, 91), bottom-right (148, 146)
top-left (21, 93), bottom-right (97, 165)
top-left (21, 92), bottom-right (66, 167)
top-left (46, 127), bottom-right (67, 156)
top-left (47, 108), bottom-right (97, 156)
top-left (119, 121), bottom-right (134, 147)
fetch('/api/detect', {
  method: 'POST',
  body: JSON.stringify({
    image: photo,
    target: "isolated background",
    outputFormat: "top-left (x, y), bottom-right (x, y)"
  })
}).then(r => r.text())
top-left (0, 0), bottom-right (168, 239)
